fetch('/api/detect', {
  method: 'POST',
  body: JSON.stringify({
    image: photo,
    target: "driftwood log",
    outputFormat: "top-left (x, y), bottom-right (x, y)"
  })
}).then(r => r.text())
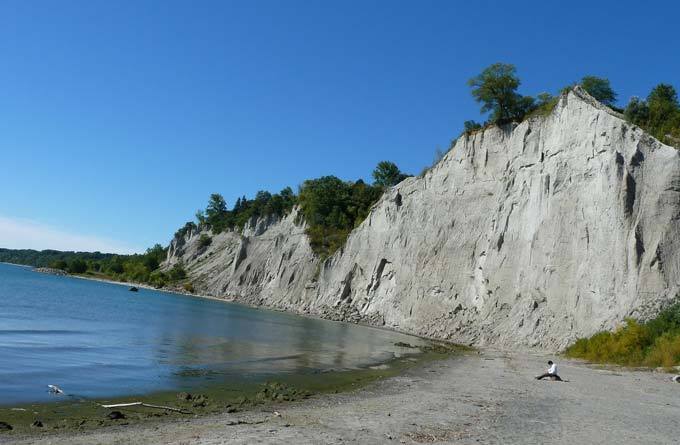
top-left (100, 402), bottom-right (191, 414)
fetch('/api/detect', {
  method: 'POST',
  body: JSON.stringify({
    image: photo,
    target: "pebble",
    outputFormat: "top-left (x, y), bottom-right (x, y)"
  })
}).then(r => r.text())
top-left (107, 411), bottom-right (126, 420)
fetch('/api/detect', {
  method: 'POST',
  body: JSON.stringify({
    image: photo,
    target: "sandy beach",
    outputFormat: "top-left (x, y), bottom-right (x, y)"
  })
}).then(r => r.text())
top-left (4, 351), bottom-right (679, 445)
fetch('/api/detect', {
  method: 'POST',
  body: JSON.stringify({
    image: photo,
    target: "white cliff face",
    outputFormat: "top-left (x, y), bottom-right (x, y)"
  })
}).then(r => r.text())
top-left (165, 209), bottom-right (320, 308)
top-left (165, 88), bottom-right (680, 350)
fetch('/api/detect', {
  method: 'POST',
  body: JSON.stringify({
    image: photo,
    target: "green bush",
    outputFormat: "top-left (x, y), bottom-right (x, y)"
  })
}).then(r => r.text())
top-left (168, 264), bottom-right (187, 281)
top-left (183, 282), bottom-right (195, 293)
top-left (565, 302), bottom-right (680, 368)
top-left (199, 234), bottom-right (212, 248)
top-left (526, 93), bottom-right (559, 119)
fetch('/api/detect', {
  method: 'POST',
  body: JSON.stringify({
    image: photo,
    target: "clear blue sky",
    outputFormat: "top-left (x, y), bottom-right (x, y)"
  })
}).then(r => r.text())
top-left (1, 1), bottom-right (678, 253)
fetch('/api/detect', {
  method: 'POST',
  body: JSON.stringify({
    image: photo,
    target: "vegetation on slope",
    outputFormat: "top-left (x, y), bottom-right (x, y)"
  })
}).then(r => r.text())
top-left (179, 161), bottom-right (410, 259)
top-left (464, 63), bottom-right (680, 148)
top-left (565, 302), bottom-right (680, 368)
top-left (624, 84), bottom-right (680, 147)
top-left (297, 176), bottom-right (384, 258)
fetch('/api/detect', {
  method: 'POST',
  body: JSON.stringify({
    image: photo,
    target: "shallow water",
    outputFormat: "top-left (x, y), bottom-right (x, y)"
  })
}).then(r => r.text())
top-left (0, 263), bottom-right (425, 405)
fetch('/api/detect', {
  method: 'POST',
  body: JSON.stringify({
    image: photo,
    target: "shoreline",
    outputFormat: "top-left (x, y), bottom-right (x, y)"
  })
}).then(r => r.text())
top-left (0, 344), bottom-right (461, 439)
top-left (44, 267), bottom-right (459, 350)
top-left (2, 263), bottom-right (466, 438)
top-left (4, 351), bottom-right (679, 444)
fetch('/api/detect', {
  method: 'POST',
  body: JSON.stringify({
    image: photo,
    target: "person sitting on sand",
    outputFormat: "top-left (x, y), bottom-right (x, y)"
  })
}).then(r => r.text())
top-left (535, 360), bottom-right (562, 381)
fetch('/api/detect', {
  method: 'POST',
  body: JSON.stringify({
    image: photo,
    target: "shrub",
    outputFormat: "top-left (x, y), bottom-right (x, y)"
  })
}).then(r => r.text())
top-left (527, 93), bottom-right (559, 119)
top-left (565, 302), bottom-right (680, 367)
top-left (198, 234), bottom-right (212, 248)
top-left (463, 120), bottom-right (482, 134)
top-left (168, 264), bottom-right (187, 281)
top-left (183, 282), bottom-right (195, 293)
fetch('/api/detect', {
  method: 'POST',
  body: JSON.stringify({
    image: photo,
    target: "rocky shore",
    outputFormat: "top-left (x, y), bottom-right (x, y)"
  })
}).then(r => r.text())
top-left (4, 352), bottom-right (679, 445)
top-left (32, 267), bottom-right (68, 276)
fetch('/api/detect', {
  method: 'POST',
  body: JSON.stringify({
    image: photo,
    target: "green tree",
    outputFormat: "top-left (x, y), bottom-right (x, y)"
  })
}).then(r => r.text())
top-left (624, 97), bottom-right (650, 126)
top-left (195, 210), bottom-right (206, 226)
top-left (372, 161), bottom-right (408, 187)
top-left (108, 256), bottom-right (125, 274)
top-left (580, 76), bottom-right (617, 106)
top-left (279, 187), bottom-right (296, 208)
top-left (647, 84), bottom-right (680, 140)
top-left (468, 63), bottom-right (533, 123)
top-left (206, 193), bottom-right (228, 232)
top-left (206, 193), bottom-right (227, 218)
top-left (298, 176), bottom-right (350, 228)
top-left (68, 259), bottom-right (87, 274)
top-left (624, 84), bottom-right (680, 146)
top-left (298, 176), bottom-right (384, 257)
top-left (50, 259), bottom-right (68, 271)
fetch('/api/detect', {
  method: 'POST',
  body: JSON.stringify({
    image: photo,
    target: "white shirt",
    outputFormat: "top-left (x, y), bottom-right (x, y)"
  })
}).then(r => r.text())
top-left (548, 363), bottom-right (557, 374)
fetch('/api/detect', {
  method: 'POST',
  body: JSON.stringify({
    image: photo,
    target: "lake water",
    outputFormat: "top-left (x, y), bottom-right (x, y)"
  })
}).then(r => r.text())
top-left (0, 263), bottom-right (425, 406)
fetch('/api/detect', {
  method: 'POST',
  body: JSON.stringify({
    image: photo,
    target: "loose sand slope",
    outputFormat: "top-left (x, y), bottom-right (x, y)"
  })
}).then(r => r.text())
top-left (7, 353), bottom-right (679, 445)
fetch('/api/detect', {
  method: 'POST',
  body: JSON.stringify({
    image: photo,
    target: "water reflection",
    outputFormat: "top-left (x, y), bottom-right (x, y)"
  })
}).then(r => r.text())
top-left (0, 263), bottom-right (425, 405)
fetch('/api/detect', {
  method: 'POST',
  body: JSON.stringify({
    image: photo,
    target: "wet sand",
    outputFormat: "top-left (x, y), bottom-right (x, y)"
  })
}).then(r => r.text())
top-left (4, 351), bottom-right (679, 444)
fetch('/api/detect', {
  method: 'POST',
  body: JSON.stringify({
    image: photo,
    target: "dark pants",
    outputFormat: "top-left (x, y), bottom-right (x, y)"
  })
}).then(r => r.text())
top-left (536, 373), bottom-right (562, 381)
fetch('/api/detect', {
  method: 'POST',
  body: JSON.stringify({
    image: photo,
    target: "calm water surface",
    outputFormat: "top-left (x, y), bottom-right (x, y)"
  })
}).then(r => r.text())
top-left (0, 263), bottom-right (425, 405)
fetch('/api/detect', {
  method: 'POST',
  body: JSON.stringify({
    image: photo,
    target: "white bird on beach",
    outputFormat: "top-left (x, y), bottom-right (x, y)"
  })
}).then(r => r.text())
top-left (47, 384), bottom-right (64, 394)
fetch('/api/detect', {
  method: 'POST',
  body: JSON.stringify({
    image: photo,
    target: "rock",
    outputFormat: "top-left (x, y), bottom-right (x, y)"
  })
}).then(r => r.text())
top-left (0, 421), bottom-right (12, 430)
top-left (672, 375), bottom-right (680, 383)
top-left (107, 411), bottom-right (126, 420)
top-left (32, 420), bottom-right (43, 428)
top-left (161, 88), bottom-right (680, 351)
top-left (192, 395), bottom-right (208, 407)
top-left (177, 392), bottom-right (193, 401)
top-left (129, 286), bottom-right (139, 292)
top-left (33, 267), bottom-right (68, 276)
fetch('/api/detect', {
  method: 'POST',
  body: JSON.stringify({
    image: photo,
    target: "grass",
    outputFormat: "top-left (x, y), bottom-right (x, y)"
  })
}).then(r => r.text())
top-left (526, 96), bottom-right (559, 119)
top-left (565, 302), bottom-right (680, 368)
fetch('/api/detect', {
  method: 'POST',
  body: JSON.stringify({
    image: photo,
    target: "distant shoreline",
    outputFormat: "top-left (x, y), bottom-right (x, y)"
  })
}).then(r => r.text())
top-left (0, 261), bottom-right (32, 268)
top-left (26, 264), bottom-right (422, 341)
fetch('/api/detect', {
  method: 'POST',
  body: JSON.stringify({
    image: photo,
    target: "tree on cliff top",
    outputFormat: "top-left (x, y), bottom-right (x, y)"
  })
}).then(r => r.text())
top-left (625, 83), bottom-right (680, 146)
top-left (372, 161), bottom-right (409, 187)
top-left (468, 63), bottom-right (534, 123)
top-left (580, 76), bottom-right (617, 106)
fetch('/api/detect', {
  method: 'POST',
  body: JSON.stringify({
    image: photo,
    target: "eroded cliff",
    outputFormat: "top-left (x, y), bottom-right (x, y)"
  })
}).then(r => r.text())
top-left (165, 88), bottom-right (680, 350)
